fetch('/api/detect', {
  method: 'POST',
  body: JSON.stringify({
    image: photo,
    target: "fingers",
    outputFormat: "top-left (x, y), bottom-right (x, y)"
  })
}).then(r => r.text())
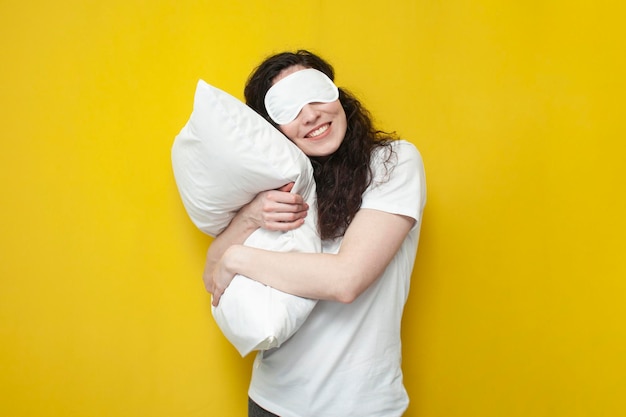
top-left (261, 200), bottom-right (308, 216)
top-left (244, 183), bottom-right (310, 231)
top-left (203, 269), bottom-right (214, 293)
top-left (261, 200), bottom-right (309, 218)
top-left (261, 209), bottom-right (307, 224)
top-left (277, 182), bottom-right (294, 192)
top-left (260, 204), bottom-right (308, 231)
top-left (257, 187), bottom-right (309, 231)
top-left (212, 292), bottom-right (221, 307)
top-left (209, 278), bottom-right (224, 306)
top-left (264, 217), bottom-right (306, 231)
top-left (264, 190), bottom-right (306, 208)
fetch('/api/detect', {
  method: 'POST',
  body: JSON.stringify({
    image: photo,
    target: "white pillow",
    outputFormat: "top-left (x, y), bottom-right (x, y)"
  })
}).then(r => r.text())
top-left (171, 80), bottom-right (320, 357)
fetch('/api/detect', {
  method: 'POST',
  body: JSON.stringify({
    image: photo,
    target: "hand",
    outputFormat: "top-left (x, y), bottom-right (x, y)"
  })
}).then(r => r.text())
top-left (204, 245), bottom-right (239, 306)
top-left (202, 182), bottom-right (307, 303)
top-left (241, 182), bottom-right (309, 231)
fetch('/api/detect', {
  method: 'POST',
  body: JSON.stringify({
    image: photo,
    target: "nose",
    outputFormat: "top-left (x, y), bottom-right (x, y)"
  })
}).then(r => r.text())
top-left (299, 103), bottom-right (320, 124)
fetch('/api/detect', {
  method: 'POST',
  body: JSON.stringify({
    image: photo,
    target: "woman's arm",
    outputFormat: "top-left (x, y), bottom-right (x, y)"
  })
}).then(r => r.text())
top-left (203, 182), bottom-right (308, 293)
top-left (210, 208), bottom-right (415, 305)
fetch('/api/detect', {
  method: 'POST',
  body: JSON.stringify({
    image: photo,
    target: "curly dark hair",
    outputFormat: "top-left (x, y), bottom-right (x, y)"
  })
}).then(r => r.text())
top-left (244, 50), bottom-right (396, 240)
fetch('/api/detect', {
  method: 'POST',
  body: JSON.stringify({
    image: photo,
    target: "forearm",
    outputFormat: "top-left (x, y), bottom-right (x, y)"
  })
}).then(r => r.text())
top-left (207, 182), bottom-right (308, 267)
top-left (205, 184), bottom-right (311, 297)
top-left (221, 209), bottom-right (415, 303)
top-left (206, 209), bottom-right (259, 277)
top-left (225, 246), bottom-right (362, 302)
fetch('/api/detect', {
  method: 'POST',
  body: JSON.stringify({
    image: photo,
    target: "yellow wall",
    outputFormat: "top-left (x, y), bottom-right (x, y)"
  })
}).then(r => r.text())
top-left (1, 1), bottom-right (624, 416)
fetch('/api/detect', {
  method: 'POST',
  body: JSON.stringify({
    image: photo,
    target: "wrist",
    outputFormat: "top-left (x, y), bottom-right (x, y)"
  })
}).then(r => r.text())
top-left (223, 244), bottom-right (244, 276)
top-left (236, 205), bottom-right (262, 232)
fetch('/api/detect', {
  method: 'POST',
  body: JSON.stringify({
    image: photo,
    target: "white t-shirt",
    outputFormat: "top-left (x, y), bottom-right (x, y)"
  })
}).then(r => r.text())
top-left (248, 140), bottom-right (427, 417)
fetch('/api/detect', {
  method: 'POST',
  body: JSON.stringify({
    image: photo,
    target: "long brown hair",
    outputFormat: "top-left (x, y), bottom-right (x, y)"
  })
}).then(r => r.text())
top-left (244, 50), bottom-right (395, 240)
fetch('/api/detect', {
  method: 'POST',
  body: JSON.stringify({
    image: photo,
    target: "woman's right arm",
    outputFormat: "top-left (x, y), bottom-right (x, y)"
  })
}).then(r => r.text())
top-left (203, 182), bottom-right (308, 293)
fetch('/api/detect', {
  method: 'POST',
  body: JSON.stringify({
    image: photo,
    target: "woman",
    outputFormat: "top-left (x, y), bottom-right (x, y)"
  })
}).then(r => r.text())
top-left (204, 50), bottom-right (426, 417)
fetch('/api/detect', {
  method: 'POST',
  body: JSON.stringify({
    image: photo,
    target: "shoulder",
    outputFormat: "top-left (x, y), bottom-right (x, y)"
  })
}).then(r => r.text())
top-left (370, 139), bottom-right (424, 182)
top-left (362, 139), bottom-right (427, 220)
top-left (392, 139), bottom-right (422, 162)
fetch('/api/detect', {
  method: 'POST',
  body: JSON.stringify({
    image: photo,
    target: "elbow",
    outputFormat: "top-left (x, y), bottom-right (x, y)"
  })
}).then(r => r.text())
top-left (334, 290), bottom-right (358, 304)
top-left (336, 291), bottom-right (359, 304)
top-left (325, 260), bottom-right (376, 303)
top-left (333, 273), bottom-right (365, 304)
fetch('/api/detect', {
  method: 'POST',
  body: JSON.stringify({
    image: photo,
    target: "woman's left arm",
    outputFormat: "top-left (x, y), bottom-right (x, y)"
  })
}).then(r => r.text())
top-left (210, 207), bottom-right (415, 306)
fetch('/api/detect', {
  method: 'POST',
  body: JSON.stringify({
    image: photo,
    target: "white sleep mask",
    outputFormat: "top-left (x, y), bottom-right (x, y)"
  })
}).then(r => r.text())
top-left (264, 68), bottom-right (339, 125)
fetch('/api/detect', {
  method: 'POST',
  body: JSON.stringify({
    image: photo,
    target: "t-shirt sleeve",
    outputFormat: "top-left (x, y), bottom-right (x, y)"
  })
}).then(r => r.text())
top-left (360, 140), bottom-right (426, 223)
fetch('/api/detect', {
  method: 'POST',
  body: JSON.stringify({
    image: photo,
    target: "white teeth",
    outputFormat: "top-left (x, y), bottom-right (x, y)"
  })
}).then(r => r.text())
top-left (307, 124), bottom-right (329, 138)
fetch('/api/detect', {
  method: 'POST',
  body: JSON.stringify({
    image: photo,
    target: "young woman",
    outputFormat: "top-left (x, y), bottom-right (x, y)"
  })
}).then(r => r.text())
top-left (204, 50), bottom-right (426, 417)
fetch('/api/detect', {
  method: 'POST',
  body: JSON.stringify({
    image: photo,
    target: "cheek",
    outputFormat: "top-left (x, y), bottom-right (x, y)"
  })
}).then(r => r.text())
top-left (278, 123), bottom-right (298, 141)
top-left (336, 103), bottom-right (347, 122)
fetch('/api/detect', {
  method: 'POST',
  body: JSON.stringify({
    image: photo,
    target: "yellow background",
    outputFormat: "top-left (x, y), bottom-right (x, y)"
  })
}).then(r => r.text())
top-left (1, 1), bottom-right (625, 416)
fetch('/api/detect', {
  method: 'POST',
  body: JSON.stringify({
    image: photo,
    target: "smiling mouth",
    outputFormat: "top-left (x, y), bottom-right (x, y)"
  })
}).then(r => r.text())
top-left (306, 123), bottom-right (330, 138)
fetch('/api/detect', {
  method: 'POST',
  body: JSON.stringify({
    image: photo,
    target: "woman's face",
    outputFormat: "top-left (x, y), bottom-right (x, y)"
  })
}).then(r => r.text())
top-left (271, 65), bottom-right (347, 158)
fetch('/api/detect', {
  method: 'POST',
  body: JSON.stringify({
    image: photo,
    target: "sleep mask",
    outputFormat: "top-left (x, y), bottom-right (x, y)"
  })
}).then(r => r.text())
top-left (264, 68), bottom-right (339, 125)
